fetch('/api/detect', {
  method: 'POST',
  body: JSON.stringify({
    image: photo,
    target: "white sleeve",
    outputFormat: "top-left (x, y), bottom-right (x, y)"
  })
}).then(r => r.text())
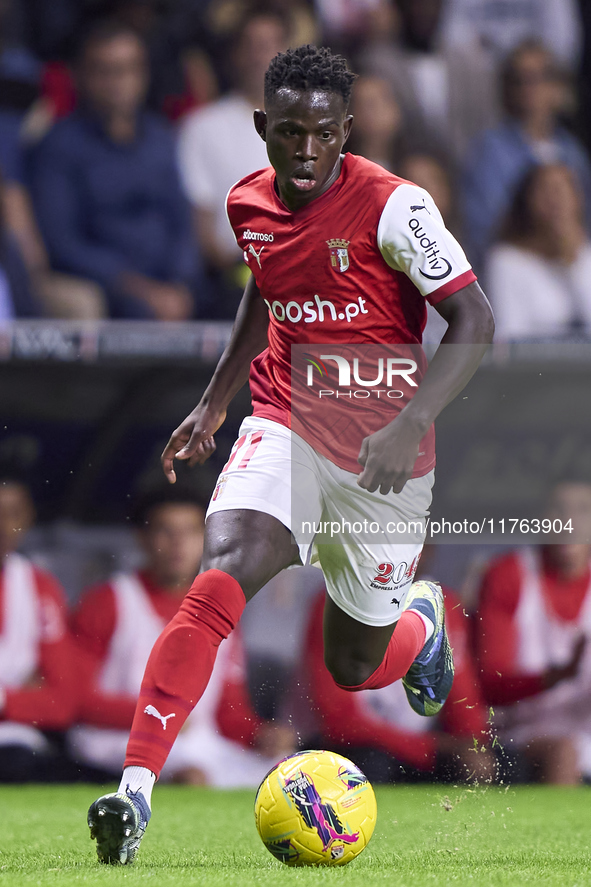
top-left (377, 183), bottom-right (474, 300)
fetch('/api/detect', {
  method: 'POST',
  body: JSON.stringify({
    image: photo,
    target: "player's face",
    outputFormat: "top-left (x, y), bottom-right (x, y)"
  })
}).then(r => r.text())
top-left (140, 503), bottom-right (205, 588)
top-left (255, 89), bottom-right (353, 211)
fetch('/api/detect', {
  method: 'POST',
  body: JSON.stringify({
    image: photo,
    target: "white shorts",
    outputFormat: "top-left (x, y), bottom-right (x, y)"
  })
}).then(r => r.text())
top-left (207, 417), bottom-right (434, 627)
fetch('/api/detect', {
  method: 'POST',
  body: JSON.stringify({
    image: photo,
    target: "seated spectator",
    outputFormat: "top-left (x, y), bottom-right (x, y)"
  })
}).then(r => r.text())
top-left (178, 5), bottom-right (289, 318)
top-left (359, 0), bottom-right (498, 165)
top-left (475, 480), bottom-right (591, 784)
top-left (29, 20), bottom-right (205, 320)
top-left (104, 0), bottom-right (219, 120)
top-left (0, 471), bottom-right (77, 781)
top-left (69, 486), bottom-right (294, 785)
top-left (462, 40), bottom-right (591, 272)
top-left (0, 117), bottom-right (106, 317)
top-left (0, 0), bottom-right (100, 317)
top-left (347, 75), bottom-right (405, 172)
top-left (439, 0), bottom-right (582, 71)
top-left (486, 164), bottom-right (591, 341)
top-left (302, 586), bottom-right (492, 783)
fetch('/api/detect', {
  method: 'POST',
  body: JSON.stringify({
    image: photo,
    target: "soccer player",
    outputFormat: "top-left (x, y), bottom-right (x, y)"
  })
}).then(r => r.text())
top-left (87, 45), bottom-right (494, 864)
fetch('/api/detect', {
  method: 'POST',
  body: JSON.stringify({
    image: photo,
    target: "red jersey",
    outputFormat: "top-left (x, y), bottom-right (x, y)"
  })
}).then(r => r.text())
top-left (226, 153), bottom-right (476, 476)
top-left (0, 558), bottom-right (76, 730)
top-left (475, 549), bottom-right (591, 705)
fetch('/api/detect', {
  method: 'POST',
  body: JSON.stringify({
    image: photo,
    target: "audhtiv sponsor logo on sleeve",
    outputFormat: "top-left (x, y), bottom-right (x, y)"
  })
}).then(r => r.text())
top-left (408, 216), bottom-right (452, 281)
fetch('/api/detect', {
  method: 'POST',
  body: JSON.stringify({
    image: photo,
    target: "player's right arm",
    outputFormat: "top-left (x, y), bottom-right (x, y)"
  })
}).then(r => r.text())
top-left (161, 275), bottom-right (269, 482)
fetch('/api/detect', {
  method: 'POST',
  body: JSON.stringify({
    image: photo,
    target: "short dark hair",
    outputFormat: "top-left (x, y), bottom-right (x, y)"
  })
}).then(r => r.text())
top-left (131, 485), bottom-right (207, 529)
top-left (265, 45), bottom-right (357, 107)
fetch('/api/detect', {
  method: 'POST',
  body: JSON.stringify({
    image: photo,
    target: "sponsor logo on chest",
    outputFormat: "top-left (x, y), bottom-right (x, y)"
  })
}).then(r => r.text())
top-left (263, 294), bottom-right (368, 324)
top-left (243, 228), bottom-right (274, 242)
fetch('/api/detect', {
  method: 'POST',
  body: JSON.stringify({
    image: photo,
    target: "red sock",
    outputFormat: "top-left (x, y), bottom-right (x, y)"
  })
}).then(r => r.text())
top-left (124, 569), bottom-right (245, 777)
top-left (336, 610), bottom-right (426, 692)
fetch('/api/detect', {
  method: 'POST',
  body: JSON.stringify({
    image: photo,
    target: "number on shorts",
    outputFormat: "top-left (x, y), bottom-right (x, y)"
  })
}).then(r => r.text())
top-left (238, 431), bottom-right (264, 468)
top-left (222, 431), bottom-right (265, 473)
top-left (222, 434), bottom-right (247, 473)
top-left (373, 563), bottom-right (394, 584)
top-left (373, 557), bottom-right (420, 586)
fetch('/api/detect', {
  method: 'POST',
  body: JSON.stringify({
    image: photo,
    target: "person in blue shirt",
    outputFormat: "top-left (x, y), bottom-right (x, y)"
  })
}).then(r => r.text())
top-left (29, 20), bottom-right (207, 320)
top-left (461, 40), bottom-right (591, 275)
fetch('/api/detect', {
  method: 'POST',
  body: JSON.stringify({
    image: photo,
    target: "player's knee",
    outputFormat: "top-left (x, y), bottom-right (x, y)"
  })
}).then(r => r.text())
top-left (201, 549), bottom-right (259, 599)
top-left (324, 650), bottom-right (376, 689)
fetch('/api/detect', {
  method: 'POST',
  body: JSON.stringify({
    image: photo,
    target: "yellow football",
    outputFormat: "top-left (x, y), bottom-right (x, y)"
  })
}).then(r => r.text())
top-left (254, 749), bottom-right (377, 866)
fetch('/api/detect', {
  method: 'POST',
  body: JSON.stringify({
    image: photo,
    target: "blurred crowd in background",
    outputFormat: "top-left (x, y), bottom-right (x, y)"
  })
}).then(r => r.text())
top-left (2, 0), bottom-right (591, 788)
top-left (2, 469), bottom-right (591, 789)
top-left (0, 0), bottom-right (591, 338)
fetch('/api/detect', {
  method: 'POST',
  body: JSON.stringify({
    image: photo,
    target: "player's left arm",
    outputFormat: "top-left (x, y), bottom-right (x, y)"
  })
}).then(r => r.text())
top-left (358, 184), bottom-right (494, 495)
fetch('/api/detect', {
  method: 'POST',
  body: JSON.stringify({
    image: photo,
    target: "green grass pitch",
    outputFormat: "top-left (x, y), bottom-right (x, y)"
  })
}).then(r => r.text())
top-left (0, 784), bottom-right (589, 886)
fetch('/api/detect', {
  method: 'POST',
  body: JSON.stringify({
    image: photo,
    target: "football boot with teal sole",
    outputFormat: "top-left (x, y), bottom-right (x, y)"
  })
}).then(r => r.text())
top-left (402, 580), bottom-right (455, 717)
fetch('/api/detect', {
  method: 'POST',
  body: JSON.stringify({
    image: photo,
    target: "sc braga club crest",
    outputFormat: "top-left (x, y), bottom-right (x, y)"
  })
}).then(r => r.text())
top-left (327, 239), bottom-right (350, 273)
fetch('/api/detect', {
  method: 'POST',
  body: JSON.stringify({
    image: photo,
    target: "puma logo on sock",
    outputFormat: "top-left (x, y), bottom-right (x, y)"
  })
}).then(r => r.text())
top-left (144, 704), bottom-right (176, 730)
